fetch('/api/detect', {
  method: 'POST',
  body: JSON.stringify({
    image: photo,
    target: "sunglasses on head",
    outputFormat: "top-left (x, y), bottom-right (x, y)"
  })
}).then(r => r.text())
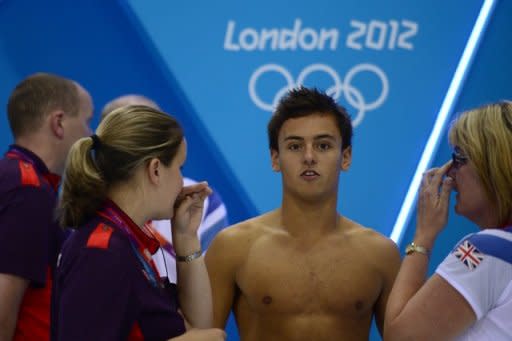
top-left (452, 150), bottom-right (468, 169)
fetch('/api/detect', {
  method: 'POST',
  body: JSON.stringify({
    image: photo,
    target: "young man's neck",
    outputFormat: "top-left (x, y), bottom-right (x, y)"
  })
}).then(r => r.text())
top-left (279, 195), bottom-right (339, 237)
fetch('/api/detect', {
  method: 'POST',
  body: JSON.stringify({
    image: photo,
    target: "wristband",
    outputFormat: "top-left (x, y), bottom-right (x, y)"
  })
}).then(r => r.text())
top-left (405, 242), bottom-right (430, 258)
top-left (176, 249), bottom-right (202, 262)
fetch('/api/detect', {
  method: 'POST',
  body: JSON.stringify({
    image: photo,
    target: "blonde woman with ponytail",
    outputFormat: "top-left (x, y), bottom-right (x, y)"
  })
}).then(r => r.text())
top-left (52, 105), bottom-right (225, 341)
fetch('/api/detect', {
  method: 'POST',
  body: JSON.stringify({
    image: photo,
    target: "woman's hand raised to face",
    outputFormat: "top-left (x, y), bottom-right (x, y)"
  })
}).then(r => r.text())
top-left (171, 181), bottom-right (212, 238)
top-left (415, 161), bottom-right (455, 246)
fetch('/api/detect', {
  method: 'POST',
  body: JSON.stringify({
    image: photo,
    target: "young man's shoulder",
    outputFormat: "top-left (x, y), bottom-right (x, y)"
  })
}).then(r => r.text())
top-left (208, 211), bottom-right (278, 254)
top-left (214, 213), bottom-right (267, 239)
top-left (341, 217), bottom-right (400, 257)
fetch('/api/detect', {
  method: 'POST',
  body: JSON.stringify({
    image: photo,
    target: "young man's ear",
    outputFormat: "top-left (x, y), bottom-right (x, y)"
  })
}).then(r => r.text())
top-left (147, 158), bottom-right (161, 185)
top-left (49, 110), bottom-right (65, 139)
top-left (341, 146), bottom-right (352, 171)
top-left (270, 149), bottom-right (281, 172)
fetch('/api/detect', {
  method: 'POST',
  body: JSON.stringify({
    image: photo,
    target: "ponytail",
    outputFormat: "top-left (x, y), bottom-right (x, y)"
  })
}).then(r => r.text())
top-left (58, 136), bottom-right (107, 228)
top-left (58, 105), bottom-right (184, 228)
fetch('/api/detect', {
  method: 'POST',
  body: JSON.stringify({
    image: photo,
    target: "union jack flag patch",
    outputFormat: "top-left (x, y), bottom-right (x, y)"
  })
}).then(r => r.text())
top-left (453, 240), bottom-right (484, 270)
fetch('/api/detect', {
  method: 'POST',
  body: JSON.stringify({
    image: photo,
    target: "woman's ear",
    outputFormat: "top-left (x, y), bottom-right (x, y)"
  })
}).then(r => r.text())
top-left (147, 158), bottom-right (161, 185)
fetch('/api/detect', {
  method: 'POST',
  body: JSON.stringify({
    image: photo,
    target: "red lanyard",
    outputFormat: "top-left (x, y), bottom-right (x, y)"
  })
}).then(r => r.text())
top-left (97, 204), bottom-right (162, 288)
top-left (145, 221), bottom-right (177, 258)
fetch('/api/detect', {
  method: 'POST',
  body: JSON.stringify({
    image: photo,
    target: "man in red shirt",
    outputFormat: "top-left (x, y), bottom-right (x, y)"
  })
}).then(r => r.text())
top-left (0, 73), bottom-right (93, 340)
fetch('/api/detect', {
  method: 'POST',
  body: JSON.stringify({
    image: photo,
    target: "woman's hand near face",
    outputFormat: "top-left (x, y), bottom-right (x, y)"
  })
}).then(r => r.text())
top-left (171, 182), bottom-right (212, 254)
top-left (415, 161), bottom-right (454, 247)
top-left (172, 182), bottom-right (212, 236)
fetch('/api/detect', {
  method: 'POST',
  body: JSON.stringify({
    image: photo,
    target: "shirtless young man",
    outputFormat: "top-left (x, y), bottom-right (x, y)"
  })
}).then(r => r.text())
top-left (205, 87), bottom-right (400, 340)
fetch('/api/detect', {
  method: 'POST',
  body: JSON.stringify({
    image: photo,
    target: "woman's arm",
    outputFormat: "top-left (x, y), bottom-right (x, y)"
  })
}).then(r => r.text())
top-left (384, 256), bottom-right (476, 340)
top-left (172, 182), bottom-right (213, 328)
top-left (384, 162), bottom-right (476, 340)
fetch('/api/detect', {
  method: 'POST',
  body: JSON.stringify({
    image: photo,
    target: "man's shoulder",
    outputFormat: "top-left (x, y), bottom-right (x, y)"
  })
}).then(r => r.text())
top-left (0, 159), bottom-right (54, 220)
top-left (208, 213), bottom-right (275, 253)
top-left (0, 157), bottom-right (47, 193)
top-left (0, 157), bottom-right (26, 189)
top-left (213, 217), bottom-right (260, 241)
top-left (341, 217), bottom-right (399, 255)
top-left (224, 211), bottom-right (277, 234)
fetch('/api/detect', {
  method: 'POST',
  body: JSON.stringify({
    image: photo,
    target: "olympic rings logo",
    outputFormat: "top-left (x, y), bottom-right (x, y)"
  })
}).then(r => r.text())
top-left (248, 63), bottom-right (389, 126)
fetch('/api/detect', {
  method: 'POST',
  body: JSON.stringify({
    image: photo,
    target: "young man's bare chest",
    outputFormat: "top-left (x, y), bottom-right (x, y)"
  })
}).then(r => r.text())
top-left (235, 231), bottom-right (382, 317)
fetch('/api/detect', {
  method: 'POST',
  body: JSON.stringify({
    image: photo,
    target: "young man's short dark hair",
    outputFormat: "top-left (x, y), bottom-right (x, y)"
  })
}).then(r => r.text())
top-left (267, 87), bottom-right (353, 152)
